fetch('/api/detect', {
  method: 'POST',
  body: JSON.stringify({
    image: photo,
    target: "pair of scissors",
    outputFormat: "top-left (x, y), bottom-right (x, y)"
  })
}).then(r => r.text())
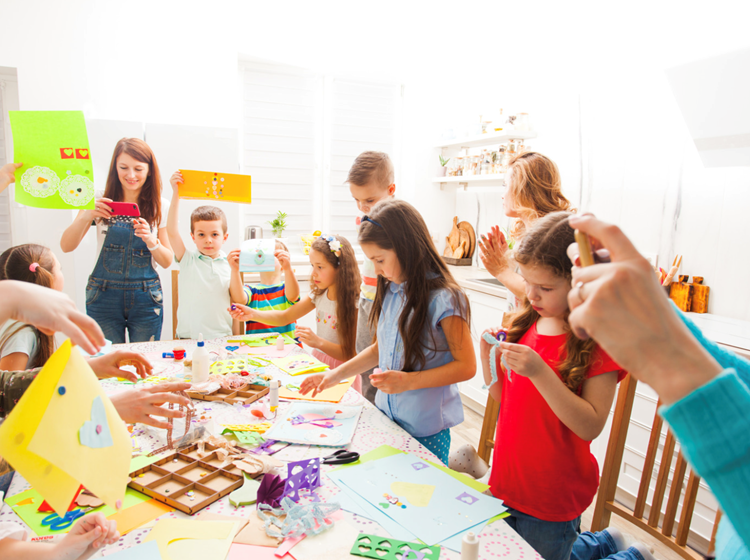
top-left (41, 507), bottom-right (93, 531)
top-left (322, 449), bottom-right (360, 465)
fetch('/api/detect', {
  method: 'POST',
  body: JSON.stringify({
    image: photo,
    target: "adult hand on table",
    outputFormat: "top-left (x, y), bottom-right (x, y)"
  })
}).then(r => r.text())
top-left (88, 350), bottom-right (153, 382)
top-left (55, 512), bottom-right (120, 560)
top-left (566, 214), bottom-right (722, 404)
top-left (110, 382), bottom-right (191, 429)
top-left (0, 280), bottom-right (104, 355)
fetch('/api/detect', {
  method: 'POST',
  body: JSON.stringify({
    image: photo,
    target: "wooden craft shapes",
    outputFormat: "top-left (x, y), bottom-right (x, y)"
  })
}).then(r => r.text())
top-left (186, 383), bottom-right (269, 404)
top-left (129, 443), bottom-right (248, 515)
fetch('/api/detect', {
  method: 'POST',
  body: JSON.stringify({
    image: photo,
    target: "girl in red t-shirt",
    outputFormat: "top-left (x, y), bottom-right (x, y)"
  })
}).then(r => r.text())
top-left (480, 212), bottom-right (651, 560)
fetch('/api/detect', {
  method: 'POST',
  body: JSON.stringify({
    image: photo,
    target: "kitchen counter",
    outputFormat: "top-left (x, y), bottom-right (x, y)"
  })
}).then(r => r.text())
top-left (447, 264), bottom-right (509, 299)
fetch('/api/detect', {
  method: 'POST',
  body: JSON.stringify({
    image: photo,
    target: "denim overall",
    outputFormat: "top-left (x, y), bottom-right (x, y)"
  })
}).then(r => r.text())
top-left (85, 216), bottom-right (163, 343)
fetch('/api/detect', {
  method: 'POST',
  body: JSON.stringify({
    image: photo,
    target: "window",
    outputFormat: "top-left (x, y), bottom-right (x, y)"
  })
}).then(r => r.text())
top-left (239, 60), bottom-right (402, 254)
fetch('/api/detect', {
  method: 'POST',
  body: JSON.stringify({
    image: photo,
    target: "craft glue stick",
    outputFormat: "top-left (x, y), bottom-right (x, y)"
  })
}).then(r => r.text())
top-left (275, 335), bottom-right (285, 351)
top-left (269, 380), bottom-right (279, 413)
top-left (461, 532), bottom-right (479, 560)
top-left (192, 334), bottom-right (209, 384)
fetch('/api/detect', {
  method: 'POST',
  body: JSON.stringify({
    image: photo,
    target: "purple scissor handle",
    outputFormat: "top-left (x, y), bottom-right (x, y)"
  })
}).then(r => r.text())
top-left (290, 415), bottom-right (335, 428)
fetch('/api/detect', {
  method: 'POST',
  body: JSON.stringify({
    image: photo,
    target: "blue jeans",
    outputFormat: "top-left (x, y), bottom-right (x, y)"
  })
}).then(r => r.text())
top-left (86, 278), bottom-right (163, 343)
top-left (503, 507), bottom-right (581, 560)
top-left (571, 531), bottom-right (645, 560)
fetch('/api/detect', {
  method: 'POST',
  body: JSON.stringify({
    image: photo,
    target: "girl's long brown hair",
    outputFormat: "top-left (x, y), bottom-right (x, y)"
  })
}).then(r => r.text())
top-left (506, 152), bottom-right (572, 241)
top-left (359, 199), bottom-right (470, 372)
top-left (310, 235), bottom-right (359, 360)
top-left (103, 138), bottom-right (163, 227)
top-left (502, 211), bottom-right (597, 393)
top-left (0, 244), bottom-right (57, 368)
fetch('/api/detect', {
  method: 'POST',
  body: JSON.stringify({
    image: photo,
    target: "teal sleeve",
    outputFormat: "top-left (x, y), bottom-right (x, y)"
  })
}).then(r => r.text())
top-left (658, 310), bottom-right (750, 557)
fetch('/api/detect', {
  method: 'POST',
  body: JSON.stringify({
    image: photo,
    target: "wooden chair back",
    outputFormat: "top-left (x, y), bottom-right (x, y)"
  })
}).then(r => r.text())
top-left (171, 270), bottom-right (179, 340)
top-left (590, 374), bottom-right (718, 559)
top-left (477, 393), bottom-right (501, 464)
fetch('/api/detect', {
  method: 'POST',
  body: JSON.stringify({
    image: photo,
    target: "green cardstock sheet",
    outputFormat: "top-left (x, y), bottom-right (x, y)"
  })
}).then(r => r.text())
top-left (9, 111), bottom-right (95, 210)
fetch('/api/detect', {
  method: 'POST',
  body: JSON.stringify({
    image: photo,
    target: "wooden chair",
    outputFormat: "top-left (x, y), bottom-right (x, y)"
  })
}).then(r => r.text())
top-left (590, 374), bottom-right (718, 559)
top-left (477, 393), bottom-right (501, 464)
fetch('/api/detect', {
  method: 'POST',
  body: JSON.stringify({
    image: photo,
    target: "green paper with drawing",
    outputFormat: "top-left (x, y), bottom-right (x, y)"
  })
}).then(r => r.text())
top-left (9, 111), bottom-right (95, 210)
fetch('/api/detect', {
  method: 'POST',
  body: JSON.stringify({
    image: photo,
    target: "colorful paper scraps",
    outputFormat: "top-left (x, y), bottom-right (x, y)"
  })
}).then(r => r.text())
top-left (79, 396), bottom-right (114, 448)
top-left (333, 452), bottom-right (506, 546)
top-left (278, 376), bottom-right (354, 403)
top-left (239, 239), bottom-right (276, 272)
top-left (283, 458), bottom-right (321, 502)
top-left (144, 519), bottom-right (239, 560)
top-left (269, 354), bottom-right (329, 376)
top-left (350, 534), bottom-right (441, 560)
top-left (0, 340), bottom-right (131, 515)
top-left (209, 357), bottom-right (267, 375)
top-left (227, 333), bottom-right (296, 347)
top-left (221, 428), bottom-right (265, 446)
top-left (228, 474), bottom-right (261, 507)
top-left (99, 541), bottom-right (162, 560)
top-left (256, 473), bottom-right (286, 509)
top-left (263, 403), bottom-right (362, 447)
top-left (105, 498), bottom-right (173, 535)
top-left (289, 514), bottom-right (360, 560)
top-left (9, 111), bottom-right (95, 210)
top-left (227, 543), bottom-right (294, 560)
top-left (257, 496), bottom-right (340, 539)
top-left (178, 169), bottom-right (251, 204)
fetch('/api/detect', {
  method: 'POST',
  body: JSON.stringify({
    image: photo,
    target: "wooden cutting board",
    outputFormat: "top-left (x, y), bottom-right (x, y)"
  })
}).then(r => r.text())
top-left (457, 221), bottom-right (476, 257)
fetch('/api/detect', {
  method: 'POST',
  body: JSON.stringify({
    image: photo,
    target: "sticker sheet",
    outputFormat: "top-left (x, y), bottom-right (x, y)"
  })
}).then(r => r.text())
top-left (9, 111), bottom-right (95, 210)
top-left (334, 452), bottom-right (506, 546)
top-left (263, 403), bottom-right (362, 447)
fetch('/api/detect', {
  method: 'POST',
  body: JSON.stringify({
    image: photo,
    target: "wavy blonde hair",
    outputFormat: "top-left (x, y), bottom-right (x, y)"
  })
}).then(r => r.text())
top-left (502, 212), bottom-right (598, 393)
top-left (506, 152), bottom-right (573, 241)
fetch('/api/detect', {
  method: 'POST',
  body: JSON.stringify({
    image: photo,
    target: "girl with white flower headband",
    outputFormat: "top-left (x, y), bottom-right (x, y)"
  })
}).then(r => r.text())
top-left (229, 234), bottom-right (362, 391)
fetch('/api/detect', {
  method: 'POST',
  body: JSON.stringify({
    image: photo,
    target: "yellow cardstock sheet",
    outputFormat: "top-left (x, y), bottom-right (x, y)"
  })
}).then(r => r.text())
top-left (0, 340), bottom-right (131, 515)
top-left (179, 169), bottom-right (252, 204)
top-left (145, 519), bottom-right (239, 560)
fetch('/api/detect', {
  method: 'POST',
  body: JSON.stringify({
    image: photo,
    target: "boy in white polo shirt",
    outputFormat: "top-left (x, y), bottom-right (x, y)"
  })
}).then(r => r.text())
top-left (167, 171), bottom-right (233, 339)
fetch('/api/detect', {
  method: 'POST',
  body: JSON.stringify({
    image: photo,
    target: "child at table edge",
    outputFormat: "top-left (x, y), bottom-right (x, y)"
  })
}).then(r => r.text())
top-left (299, 200), bottom-right (476, 465)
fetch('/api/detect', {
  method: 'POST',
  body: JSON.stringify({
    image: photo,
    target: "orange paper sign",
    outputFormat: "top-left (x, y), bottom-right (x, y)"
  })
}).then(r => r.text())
top-left (179, 169), bottom-right (252, 204)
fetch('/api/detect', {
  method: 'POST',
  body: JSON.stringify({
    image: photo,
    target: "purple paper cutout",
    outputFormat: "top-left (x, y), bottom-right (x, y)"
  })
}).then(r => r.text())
top-left (283, 458), bottom-right (321, 502)
top-left (456, 491), bottom-right (479, 505)
top-left (256, 473), bottom-right (286, 509)
top-left (411, 462), bottom-right (428, 471)
top-left (402, 547), bottom-right (426, 560)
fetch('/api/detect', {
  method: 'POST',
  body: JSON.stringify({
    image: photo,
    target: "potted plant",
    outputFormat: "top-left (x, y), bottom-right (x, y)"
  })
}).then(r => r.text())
top-left (268, 211), bottom-right (288, 237)
top-left (438, 154), bottom-right (450, 177)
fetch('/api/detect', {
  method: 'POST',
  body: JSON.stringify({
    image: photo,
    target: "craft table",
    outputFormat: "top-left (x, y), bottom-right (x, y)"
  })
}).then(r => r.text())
top-left (0, 336), bottom-right (540, 559)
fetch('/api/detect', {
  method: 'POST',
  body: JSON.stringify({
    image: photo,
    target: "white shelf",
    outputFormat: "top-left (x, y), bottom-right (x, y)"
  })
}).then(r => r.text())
top-left (436, 130), bottom-right (538, 150)
top-left (432, 174), bottom-right (505, 185)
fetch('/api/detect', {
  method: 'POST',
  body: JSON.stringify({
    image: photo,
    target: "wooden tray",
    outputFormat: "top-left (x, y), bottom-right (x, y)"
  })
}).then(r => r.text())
top-left (443, 256), bottom-right (473, 266)
top-left (186, 383), bottom-right (269, 404)
top-left (128, 443), bottom-right (244, 515)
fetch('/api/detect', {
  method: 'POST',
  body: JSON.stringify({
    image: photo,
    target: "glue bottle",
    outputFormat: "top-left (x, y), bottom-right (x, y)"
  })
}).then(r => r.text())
top-left (269, 380), bottom-right (279, 413)
top-left (461, 532), bottom-right (479, 560)
top-left (275, 335), bottom-right (285, 351)
top-left (192, 333), bottom-right (209, 383)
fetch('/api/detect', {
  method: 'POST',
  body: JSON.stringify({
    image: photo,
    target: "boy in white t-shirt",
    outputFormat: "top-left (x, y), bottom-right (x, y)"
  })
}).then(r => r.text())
top-left (346, 151), bottom-right (396, 403)
top-left (167, 171), bottom-right (234, 339)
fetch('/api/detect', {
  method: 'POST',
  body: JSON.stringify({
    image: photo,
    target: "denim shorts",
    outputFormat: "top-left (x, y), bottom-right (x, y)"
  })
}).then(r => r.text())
top-left (503, 506), bottom-right (581, 560)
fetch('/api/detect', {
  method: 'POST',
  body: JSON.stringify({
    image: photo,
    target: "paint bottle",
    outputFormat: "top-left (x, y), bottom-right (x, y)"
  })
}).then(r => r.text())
top-left (461, 532), bottom-right (479, 560)
top-left (275, 335), bottom-right (285, 351)
top-left (192, 334), bottom-right (209, 383)
top-left (269, 380), bottom-right (279, 413)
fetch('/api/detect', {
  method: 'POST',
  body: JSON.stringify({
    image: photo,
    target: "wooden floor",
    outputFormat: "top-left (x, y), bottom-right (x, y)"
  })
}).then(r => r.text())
top-left (452, 405), bottom-right (687, 560)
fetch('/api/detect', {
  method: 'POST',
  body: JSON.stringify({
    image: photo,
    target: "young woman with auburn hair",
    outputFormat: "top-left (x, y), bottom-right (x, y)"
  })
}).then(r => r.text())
top-left (61, 138), bottom-right (173, 343)
top-left (478, 151), bottom-right (573, 301)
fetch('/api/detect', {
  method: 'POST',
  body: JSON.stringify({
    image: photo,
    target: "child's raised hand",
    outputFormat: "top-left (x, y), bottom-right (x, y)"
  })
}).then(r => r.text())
top-left (294, 326), bottom-right (321, 349)
top-left (170, 171), bottom-right (184, 193)
top-left (275, 249), bottom-right (292, 270)
top-left (480, 327), bottom-right (504, 357)
top-left (55, 512), bottom-right (120, 560)
top-left (228, 302), bottom-right (255, 321)
top-left (369, 369), bottom-right (410, 394)
top-left (499, 342), bottom-right (550, 379)
top-left (0, 162), bottom-right (22, 194)
top-left (228, 249), bottom-right (241, 271)
top-left (478, 226), bottom-right (510, 277)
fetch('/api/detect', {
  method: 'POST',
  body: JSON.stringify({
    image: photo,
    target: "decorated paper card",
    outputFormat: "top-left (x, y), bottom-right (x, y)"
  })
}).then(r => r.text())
top-left (179, 169), bottom-right (251, 203)
top-left (0, 340), bottom-right (131, 515)
top-left (263, 403), bottom-right (362, 447)
top-left (269, 354), bottom-right (329, 376)
top-left (9, 111), bottom-right (95, 210)
top-left (334, 453), bottom-right (506, 546)
top-left (226, 333), bottom-right (297, 347)
top-left (239, 239), bottom-right (277, 272)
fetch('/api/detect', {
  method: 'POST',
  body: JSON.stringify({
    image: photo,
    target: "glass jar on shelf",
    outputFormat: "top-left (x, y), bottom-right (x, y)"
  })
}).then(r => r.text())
top-left (455, 156), bottom-right (464, 176)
